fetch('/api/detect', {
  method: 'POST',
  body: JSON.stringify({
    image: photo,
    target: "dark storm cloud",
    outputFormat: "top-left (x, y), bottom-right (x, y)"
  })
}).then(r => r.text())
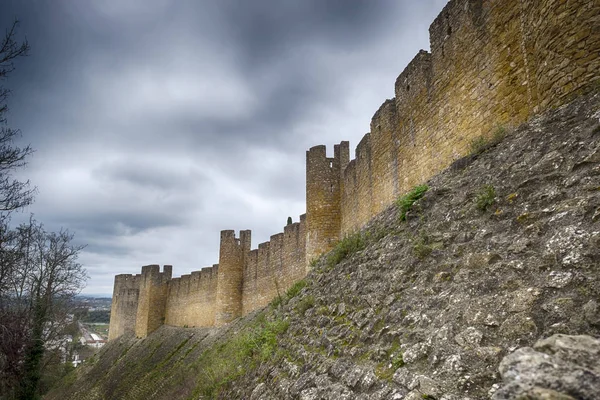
top-left (95, 157), bottom-right (211, 192)
top-left (55, 209), bottom-right (185, 238)
top-left (216, 0), bottom-right (392, 67)
top-left (1, 0), bottom-right (448, 294)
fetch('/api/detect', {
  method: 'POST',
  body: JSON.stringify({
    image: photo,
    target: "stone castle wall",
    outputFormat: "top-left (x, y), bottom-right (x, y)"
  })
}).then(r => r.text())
top-left (330, 0), bottom-right (600, 234)
top-left (164, 265), bottom-right (218, 328)
top-left (214, 230), bottom-right (250, 326)
top-left (109, 0), bottom-right (599, 340)
top-left (109, 216), bottom-right (307, 338)
top-left (107, 274), bottom-right (141, 341)
top-left (306, 143), bottom-right (349, 262)
top-left (135, 265), bottom-right (172, 338)
top-left (242, 215), bottom-right (306, 315)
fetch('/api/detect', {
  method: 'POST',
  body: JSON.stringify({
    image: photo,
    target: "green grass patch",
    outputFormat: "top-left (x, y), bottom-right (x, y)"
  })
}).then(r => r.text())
top-left (469, 125), bottom-right (507, 155)
top-left (475, 184), bottom-right (496, 211)
top-left (270, 279), bottom-right (308, 309)
top-left (295, 295), bottom-right (315, 315)
top-left (165, 337), bottom-right (191, 363)
top-left (469, 135), bottom-right (488, 155)
top-left (373, 318), bottom-right (386, 333)
top-left (318, 224), bottom-right (399, 273)
top-left (270, 294), bottom-right (283, 309)
top-left (412, 234), bottom-right (434, 259)
top-left (374, 340), bottom-right (404, 381)
top-left (396, 185), bottom-right (429, 221)
top-left (286, 280), bottom-right (307, 299)
top-left (308, 255), bottom-right (323, 270)
top-left (86, 323), bottom-right (110, 337)
top-left (189, 315), bottom-right (289, 399)
top-left (375, 352), bottom-right (404, 381)
top-left (326, 231), bottom-right (368, 270)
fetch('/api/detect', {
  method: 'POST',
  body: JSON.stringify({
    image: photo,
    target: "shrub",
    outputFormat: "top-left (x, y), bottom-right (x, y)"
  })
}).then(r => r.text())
top-left (390, 352), bottom-right (404, 370)
top-left (321, 225), bottom-right (398, 273)
top-left (492, 125), bottom-right (507, 142)
top-left (396, 185), bottom-right (429, 221)
top-left (476, 184), bottom-right (496, 211)
top-left (468, 135), bottom-right (489, 155)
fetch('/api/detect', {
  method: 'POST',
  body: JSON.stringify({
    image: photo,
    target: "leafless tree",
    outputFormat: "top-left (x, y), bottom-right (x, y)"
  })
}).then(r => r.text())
top-left (0, 21), bottom-right (34, 397)
top-left (0, 21), bottom-right (87, 399)
top-left (0, 20), bottom-right (35, 212)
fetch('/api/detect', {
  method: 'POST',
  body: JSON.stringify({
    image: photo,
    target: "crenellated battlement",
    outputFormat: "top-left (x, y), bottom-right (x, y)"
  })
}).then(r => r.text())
top-left (109, 215), bottom-right (307, 338)
top-left (305, 141), bottom-right (349, 264)
top-left (214, 230), bottom-right (248, 326)
top-left (109, 0), bottom-right (599, 340)
top-left (164, 265), bottom-right (219, 328)
top-left (134, 265), bottom-right (172, 337)
top-left (333, 0), bottom-right (600, 242)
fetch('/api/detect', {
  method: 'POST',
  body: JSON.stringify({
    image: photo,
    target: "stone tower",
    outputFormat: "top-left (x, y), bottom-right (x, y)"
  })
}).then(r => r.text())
top-left (305, 141), bottom-right (349, 264)
top-left (135, 264), bottom-right (172, 338)
top-left (214, 230), bottom-right (251, 326)
top-left (108, 273), bottom-right (140, 341)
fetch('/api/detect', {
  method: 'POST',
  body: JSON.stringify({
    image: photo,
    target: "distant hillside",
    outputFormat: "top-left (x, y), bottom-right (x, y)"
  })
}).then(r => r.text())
top-left (46, 90), bottom-right (600, 400)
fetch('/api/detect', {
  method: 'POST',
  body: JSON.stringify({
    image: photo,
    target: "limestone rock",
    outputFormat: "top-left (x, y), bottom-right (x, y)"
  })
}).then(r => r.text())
top-left (493, 335), bottom-right (600, 400)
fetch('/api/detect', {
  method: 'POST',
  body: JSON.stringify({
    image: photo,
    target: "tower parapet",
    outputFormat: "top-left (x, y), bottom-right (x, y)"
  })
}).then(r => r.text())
top-left (109, 216), bottom-right (307, 339)
top-left (305, 142), bottom-right (349, 264)
top-left (135, 264), bottom-right (172, 338)
top-left (214, 230), bottom-right (251, 327)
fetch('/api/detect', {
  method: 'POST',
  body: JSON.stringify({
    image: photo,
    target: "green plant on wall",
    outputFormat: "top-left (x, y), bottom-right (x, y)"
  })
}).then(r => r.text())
top-left (413, 234), bottom-right (433, 259)
top-left (396, 185), bottom-right (429, 221)
top-left (270, 279), bottom-right (308, 309)
top-left (469, 125), bottom-right (507, 155)
top-left (326, 232), bottom-right (367, 270)
top-left (295, 295), bottom-right (315, 315)
top-left (475, 184), bottom-right (496, 211)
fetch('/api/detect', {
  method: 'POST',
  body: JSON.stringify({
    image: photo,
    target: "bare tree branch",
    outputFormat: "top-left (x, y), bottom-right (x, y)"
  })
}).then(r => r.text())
top-left (0, 19), bottom-right (34, 212)
top-left (0, 20), bottom-right (85, 398)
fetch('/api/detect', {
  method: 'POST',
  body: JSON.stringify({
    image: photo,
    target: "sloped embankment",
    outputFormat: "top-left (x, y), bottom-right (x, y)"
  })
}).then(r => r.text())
top-left (47, 91), bottom-right (600, 400)
top-left (45, 313), bottom-right (286, 400)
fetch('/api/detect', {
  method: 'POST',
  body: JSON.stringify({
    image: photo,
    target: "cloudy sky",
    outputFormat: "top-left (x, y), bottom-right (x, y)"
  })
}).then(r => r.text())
top-left (1, 0), bottom-right (447, 296)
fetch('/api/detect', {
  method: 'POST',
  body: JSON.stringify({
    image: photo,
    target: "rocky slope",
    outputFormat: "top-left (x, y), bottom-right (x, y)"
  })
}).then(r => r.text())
top-left (46, 91), bottom-right (600, 400)
top-left (494, 334), bottom-right (600, 399)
